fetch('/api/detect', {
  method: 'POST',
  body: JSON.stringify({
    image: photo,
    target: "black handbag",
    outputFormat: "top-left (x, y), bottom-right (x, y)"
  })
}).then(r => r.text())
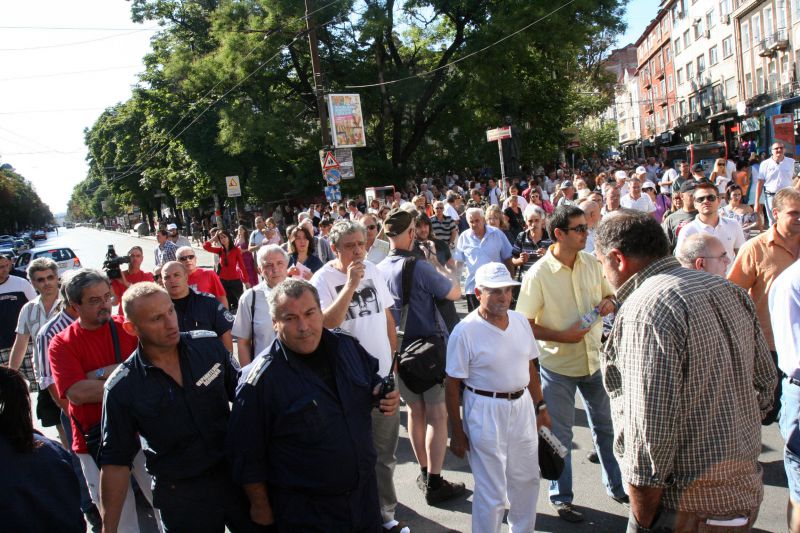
top-left (396, 256), bottom-right (446, 394)
top-left (71, 319), bottom-right (122, 464)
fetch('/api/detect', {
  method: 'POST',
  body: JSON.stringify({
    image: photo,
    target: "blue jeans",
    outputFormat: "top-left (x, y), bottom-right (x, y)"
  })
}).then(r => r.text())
top-left (780, 378), bottom-right (800, 503)
top-left (61, 411), bottom-right (93, 513)
top-left (540, 366), bottom-right (625, 504)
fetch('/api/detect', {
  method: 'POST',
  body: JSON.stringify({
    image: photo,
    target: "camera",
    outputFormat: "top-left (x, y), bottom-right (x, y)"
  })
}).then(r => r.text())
top-left (103, 245), bottom-right (130, 280)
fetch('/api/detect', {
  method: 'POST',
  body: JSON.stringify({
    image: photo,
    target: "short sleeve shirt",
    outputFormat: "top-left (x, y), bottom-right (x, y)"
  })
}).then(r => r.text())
top-left (674, 217), bottom-right (746, 269)
top-left (15, 297), bottom-right (61, 378)
top-left (231, 283), bottom-right (275, 356)
top-left (188, 268), bottom-right (226, 301)
top-left (446, 310), bottom-right (539, 392)
top-left (453, 225), bottom-right (513, 293)
top-left (758, 156), bottom-right (796, 193)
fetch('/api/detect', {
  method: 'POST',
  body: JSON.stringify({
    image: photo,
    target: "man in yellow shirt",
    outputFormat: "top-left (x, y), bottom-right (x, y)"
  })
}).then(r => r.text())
top-left (516, 205), bottom-right (626, 523)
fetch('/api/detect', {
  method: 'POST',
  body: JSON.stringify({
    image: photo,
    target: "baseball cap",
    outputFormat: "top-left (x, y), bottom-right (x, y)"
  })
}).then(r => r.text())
top-left (642, 181), bottom-right (656, 190)
top-left (692, 163), bottom-right (705, 173)
top-left (635, 166), bottom-right (647, 175)
top-left (475, 262), bottom-right (520, 289)
top-left (679, 181), bottom-right (697, 193)
top-left (167, 223), bottom-right (178, 231)
top-left (559, 180), bottom-right (573, 190)
top-left (383, 208), bottom-right (414, 237)
top-left (614, 170), bottom-right (628, 181)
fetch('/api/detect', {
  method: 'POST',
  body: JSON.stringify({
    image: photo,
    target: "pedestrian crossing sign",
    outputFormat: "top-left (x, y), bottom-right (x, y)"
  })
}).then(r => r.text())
top-left (322, 151), bottom-right (340, 170)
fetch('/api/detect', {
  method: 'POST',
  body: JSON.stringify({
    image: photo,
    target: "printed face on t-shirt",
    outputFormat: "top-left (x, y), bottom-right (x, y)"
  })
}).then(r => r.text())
top-left (336, 279), bottom-right (380, 320)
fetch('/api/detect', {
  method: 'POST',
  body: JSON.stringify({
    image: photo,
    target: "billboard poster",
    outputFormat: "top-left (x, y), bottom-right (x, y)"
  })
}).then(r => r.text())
top-left (772, 114), bottom-right (796, 157)
top-left (328, 94), bottom-right (367, 148)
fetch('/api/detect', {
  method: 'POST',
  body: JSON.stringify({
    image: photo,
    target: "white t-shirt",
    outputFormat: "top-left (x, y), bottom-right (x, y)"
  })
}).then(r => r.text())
top-left (674, 216), bottom-right (746, 269)
top-left (366, 238), bottom-right (390, 264)
top-left (620, 194), bottom-right (655, 213)
top-left (446, 309), bottom-right (539, 392)
top-left (444, 204), bottom-right (460, 222)
top-left (311, 261), bottom-right (394, 376)
top-left (759, 156), bottom-right (796, 193)
top-left (232, 282), bottom-right (275, 357)
top-left (660, 168), bottom-right (678, 195)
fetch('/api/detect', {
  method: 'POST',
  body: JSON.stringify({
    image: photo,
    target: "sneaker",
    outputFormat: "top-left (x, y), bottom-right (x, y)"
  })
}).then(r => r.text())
top-left (551, 502), bottom-right (584, 523)
top-left (416, 473), bottom-right (427, 492)
top-left (611, 494), bottom-right (630, 507)
top-left (586, 450), bottom-right (600, 464)
top-left (425, 478), bottom-right (466, 505)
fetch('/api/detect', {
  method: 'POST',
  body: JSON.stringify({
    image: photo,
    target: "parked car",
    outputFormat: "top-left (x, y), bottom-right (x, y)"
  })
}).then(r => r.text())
top-left (65, 222), bottom-right (75, 229)
top-left (0, 241), bottom-right (17, 257)
top-left (14, 247), bottom-right (81, 279)
top-left (13, 239), bottom-right (28, 252)
top-left (32, 229), bottom-right (47, 240)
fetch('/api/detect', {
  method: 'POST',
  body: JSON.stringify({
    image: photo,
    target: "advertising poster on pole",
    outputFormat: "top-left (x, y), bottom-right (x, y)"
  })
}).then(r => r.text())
top-left (328, 94), bottom-right (367, 148)
top-left (772, 114), bottom-right (796, 157)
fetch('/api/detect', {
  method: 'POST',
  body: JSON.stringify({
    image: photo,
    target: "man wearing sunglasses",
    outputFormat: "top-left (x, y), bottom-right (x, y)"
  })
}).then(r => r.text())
top-left (364, 213), bottom-right (390, 264)
top-left (175, 246), bottom-right (228, 309)
top-left (516, 205), bottom-right (625, 523)
top-left (675, 181), bottom-right (745, 272)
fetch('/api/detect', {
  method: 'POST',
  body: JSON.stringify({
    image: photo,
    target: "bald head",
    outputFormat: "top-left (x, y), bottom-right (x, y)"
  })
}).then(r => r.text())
top-left (162, 261), bottom-right (190, 299)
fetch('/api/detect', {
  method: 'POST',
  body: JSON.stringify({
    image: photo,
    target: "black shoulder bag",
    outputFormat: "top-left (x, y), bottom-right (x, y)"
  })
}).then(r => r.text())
top-left (71, 319), bottom-right (122, 464)
top-left (397, 256), bottom-right (447, 394)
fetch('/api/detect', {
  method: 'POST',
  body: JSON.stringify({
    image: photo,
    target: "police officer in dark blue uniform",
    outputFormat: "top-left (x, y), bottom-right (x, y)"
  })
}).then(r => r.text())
top-left (227, 279), bottom-right (400, 532)
top-left (98, 282), bottom-right (264, 533)
top-left (161, 260), bottom-right (234, 353)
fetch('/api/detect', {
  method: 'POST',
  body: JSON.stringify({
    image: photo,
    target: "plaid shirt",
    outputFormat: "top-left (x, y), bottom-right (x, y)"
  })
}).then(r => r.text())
top-left (602, 256), bottom-right (775, 514)
top-left (154, 240), bottom-right (179, 266)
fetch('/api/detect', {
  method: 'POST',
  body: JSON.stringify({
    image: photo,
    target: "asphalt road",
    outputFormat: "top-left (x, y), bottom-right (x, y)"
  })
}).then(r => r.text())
top-left (30, 227), bottom-right (790, 532)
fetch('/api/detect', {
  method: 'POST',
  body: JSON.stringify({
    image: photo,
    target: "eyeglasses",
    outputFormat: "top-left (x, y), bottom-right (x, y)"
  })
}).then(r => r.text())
top-left (564, 224), bottom-right (588, 234)
top-left (32, 273), bottom-right (57, 283)
top-left (694, 194), bottom-right (718, 203)
top-left (701, 252), bottom-right (728, 261)
top-left (84, 292), bottom-right (115, 307)
top-left (178, 255), bottom-right (196, 261)
top-left (773, 147), bottom-right (785, 151)
top-left (365, 224), bottom-right (379, 231)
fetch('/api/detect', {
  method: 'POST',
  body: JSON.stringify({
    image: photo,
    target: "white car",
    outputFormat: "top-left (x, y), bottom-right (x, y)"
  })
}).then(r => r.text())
top-left (14, 246), bottom-right (82, 279)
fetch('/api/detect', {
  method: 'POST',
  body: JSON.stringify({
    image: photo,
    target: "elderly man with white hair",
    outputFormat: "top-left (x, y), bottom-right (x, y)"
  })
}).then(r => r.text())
top-left (675, 233), bottom-right (731, 277)
top-left (578, 199), bottom-right (601, 254)
top-left (231, 245), bottom-right (290, 365)
top-left (454, 207), bottom-right (514, 312)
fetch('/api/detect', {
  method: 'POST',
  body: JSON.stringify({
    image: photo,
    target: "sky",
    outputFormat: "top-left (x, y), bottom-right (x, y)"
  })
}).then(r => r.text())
top-left (0, 0), bottom-right (652, 215)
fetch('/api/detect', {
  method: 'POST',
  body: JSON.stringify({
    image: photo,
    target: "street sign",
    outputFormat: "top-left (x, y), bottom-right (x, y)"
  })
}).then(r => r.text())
top-left (225, 175), bottom-right (242, 197)
top-left (486, 126), bottom-right (512, 142)
top-left (323, 168), bottom-right (342, 186)
top-left (321, 151), bottom-right (340, 169)
top-left (324, 185), bottom-right (342, 202)
top-left (335, 148), bottom-right (355, 179)
top-left (567, 140), bottom-right (581, 149)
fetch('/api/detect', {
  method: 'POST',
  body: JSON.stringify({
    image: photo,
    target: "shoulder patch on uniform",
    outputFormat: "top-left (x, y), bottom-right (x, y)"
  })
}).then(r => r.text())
top-left (189, 330), bottom-right (217, 339)
top-left (104, 365), bottom-right (130, 390)
top-left (223, 309), bottom-right (235, 323)
top-left (245, 355), bottom-right (273, 386)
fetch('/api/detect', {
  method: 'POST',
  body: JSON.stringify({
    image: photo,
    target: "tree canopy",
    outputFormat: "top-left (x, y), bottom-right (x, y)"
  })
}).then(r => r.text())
top-left (70, 0), bottom-right (627, 221)
top-left (0, 163), bottom-right (54, 233)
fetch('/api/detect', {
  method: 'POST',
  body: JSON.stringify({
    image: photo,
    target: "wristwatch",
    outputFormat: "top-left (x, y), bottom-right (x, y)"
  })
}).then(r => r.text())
top-left (95, 368), bottom-right (106, 380)
top-left (535, 400), bottom-right (547, 414)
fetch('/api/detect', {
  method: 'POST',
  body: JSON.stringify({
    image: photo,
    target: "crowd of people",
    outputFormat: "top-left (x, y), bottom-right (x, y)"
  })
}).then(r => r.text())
top-left (2, 143), bottom-right (800, 532)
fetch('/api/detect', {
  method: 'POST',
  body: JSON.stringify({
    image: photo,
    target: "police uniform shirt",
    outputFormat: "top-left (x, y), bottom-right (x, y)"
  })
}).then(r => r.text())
top-left (99, 331), bottom-right (240, 481)
top-left (173, 289), bottom-right (234, 337)
top-left (228, 329), bottom-right (381, 496)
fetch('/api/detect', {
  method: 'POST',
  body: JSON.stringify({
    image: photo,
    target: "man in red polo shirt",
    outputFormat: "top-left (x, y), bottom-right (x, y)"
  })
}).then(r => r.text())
top-left (49, 269), bottom-right (157, 533)
top-left (175, 245), bottom-right (228, 308)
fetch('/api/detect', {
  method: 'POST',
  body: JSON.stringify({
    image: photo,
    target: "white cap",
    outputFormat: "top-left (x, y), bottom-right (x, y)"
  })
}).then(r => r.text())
top-left (167, 223), bottom-right (178, 231)
top-left (475, 262), bottom-right (521, 289)
top-left (635, 166), bottom-right (647, 175)
top-left (614, 170), bottom-right (628, 181)
top-left (642, 181), bottom-right (657, 189)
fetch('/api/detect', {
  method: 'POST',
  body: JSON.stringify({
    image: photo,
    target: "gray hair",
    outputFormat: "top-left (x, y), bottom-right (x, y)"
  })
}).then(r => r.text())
top-left (267, 279), bottom-right (321, 319)
top-left (465, 207), bottom-right (484, 219)
top-left (523, 204), bottom-right (546, 220)
top-left (64, 269), bottom-right (109, 305)
top-left (122, 282), bottom-right (168, 320)
top-left (675, 233), bottom-right (722, 268)
top-left (27, 257), bottom-right (58, 279)
top-left (176, 246), bottom-right (193, 258)
top-left (329, 219), bottom-right (366, 247)
top-left (257, 244), bottom-right (288, 266)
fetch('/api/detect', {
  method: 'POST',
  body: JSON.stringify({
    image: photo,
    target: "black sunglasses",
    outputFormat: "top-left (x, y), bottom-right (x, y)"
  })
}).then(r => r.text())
top-left (694, 194), bottom-right (718, 203)
top-left (178, 255), bottom-right (196, 261)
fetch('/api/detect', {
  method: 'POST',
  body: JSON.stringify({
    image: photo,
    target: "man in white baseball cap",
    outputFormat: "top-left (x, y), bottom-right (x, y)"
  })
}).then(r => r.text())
top-left (167, 223), bottom-right (191, 247)
top-left (445, 262), bottom-right (550, 532)
top-left (614, 170), bottom-right (629, 196)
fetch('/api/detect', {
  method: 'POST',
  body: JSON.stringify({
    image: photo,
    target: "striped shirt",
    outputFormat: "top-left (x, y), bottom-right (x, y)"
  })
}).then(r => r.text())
top-left (15, 296), bottom-right (61, 387)
top-left (36, 310), bottom-right (75, 389)
top-left (430, 215), bottom-right (457, 243)
top-left (602, 256), bottom-right (776, 514)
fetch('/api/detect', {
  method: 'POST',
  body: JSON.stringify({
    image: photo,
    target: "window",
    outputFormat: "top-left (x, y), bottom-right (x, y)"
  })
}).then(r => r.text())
top-left (707, 10), bottom-right (715, 29)
top-left (742, 22), bottom-right (750, 51)
top-left (662, 18), bottom-right (670, 36)
top-left (781, 54), bottom-right (789, 83)
top-left (694, 21), bottom-right (703, 40)
top-left (709, 45), bottom-right (719, 65)
top-left (689, 95), bottom-right (698, 113)
top-left (668, 74), bottom-right (674, 91)
top-left (719, 0), bottom-right (731, 16)
top-left (686, 61), bottom-right (695, 79)
top-left (661, 79), bottom-right (666, 95)
top-left (777, 0), bottom-right (787, 30)
top-left (684, 29), bottom-right (692, 48)
top-left (725, 77), bottom-right (736, 99)
top-left (752, 14), bottom-right (761, 47)
top-left (769, 60), bottom-right (777, 90)
top-left (680, 100), bottom-right (688, 116)
top-left (712, 85), bottom-right (724, 104)
top-left (745, 72), bottom-right (753, 97)
top-left (756, 67), bottom-right (765, 93)
top-left (675, 38), bottom-right (682, 55)
top-left (677, 67), bottom-right (684, 84)
top-left (722, 36), bottom-right (733, 58)
top-left (764, 7), bottom-right (773, 38)
top-left (697, 54), bottom-right (706, 74)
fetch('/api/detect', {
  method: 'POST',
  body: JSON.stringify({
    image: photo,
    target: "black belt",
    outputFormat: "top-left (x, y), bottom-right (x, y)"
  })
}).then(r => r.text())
top-left (465, 385), bottom-right (525, 400)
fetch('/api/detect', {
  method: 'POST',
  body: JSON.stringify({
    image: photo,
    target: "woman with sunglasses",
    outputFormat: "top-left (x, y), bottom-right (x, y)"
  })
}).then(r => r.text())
top-left (710, 158), bottom-right (731, 195)
top-left (641, 181), bottom-right (671, 223)
top-left (720, 184), bottom-right (757, 234)
top-left (287, 225), bottom-right (323, 280)
top-left (203, 229), bottom-right (250, 312)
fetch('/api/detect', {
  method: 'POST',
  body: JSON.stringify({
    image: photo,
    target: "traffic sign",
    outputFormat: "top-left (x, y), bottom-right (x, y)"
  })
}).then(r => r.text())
top-left (324, 185), bottom-right (342, 202)
top-left (323, 168), bottom-right (342, 186)
top-left (225, 175), bottom-right (242, 197)
top-left (486, 126), bottom-right (512, 142)
top-left (321, 151), bottom-right (340, 170)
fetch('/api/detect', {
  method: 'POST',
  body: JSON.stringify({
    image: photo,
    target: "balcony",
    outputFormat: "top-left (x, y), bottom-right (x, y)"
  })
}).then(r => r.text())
top-left (654, 63), bottom-right (664, 79)
top-left (757, 39), bottom-right (773, 57)
top-left (766, 29), bottom-right (789, 51)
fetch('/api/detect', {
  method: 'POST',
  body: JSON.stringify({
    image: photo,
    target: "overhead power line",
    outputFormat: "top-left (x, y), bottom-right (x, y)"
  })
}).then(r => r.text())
top-left (0, 25), bottom-right (160, 31)
top-left (0, 30), bottom-right (149, 52)
top-left (344, 0), bottom-right (578, 89)
top-left (0, 65), bottom-right (141, 82)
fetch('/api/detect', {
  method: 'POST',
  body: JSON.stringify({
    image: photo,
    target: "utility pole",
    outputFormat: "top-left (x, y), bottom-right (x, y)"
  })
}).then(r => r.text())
top-left (305, 0), bottom-right (332, 147)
